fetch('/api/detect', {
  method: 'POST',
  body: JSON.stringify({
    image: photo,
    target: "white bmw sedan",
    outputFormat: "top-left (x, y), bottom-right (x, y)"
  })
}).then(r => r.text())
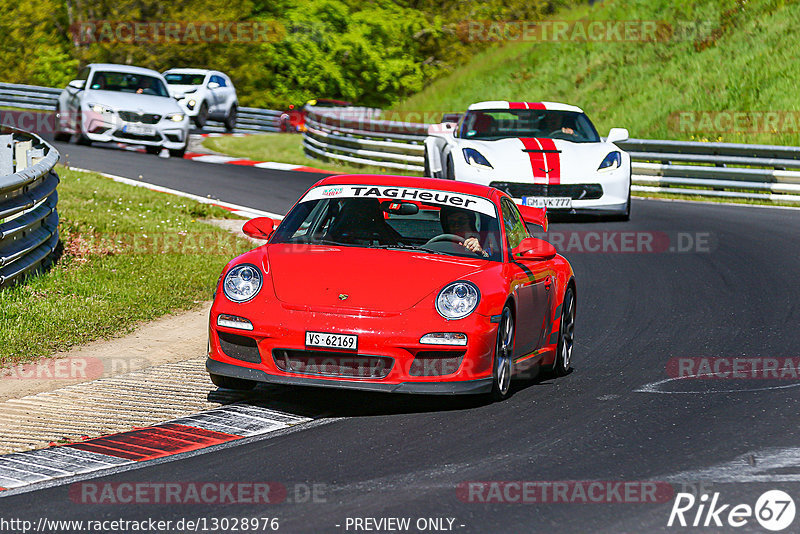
top-left (55, 64), bottom-right (190, 157)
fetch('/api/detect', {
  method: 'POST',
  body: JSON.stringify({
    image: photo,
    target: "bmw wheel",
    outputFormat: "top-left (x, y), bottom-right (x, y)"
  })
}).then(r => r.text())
top-left (491, 306), bottom-right (514, 401)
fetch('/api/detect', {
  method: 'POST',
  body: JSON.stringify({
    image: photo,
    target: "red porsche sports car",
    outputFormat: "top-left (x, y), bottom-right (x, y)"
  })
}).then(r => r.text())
top-left (206, 175), bottom-right (576, 400)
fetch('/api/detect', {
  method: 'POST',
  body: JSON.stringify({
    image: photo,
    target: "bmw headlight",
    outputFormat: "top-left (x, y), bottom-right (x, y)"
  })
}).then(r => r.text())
top-left (463, 148), bottom-right (493, 168)
top-left (223, 264), bottom-right (262, 303)
top-left (166, 112), bottom-right (185, 122)
top-left (436, 281), bottom-right (480, 320)
top-left (88, 103), bottom-right (113, 114)
top-left (598, 151), bottom-right (622, 171)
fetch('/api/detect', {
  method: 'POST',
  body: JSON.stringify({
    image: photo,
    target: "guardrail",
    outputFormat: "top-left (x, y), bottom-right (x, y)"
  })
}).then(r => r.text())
top-left (302, 107), bottom-right (800, 203)
top-left (0, 127), bottom-right (60, 288)
top-left (0, 82), bottom-right (282, 134)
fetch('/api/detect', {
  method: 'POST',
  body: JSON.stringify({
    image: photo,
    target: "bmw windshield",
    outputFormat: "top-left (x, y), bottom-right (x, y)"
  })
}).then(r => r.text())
top-left (458, 109), bottom-right (600, 143)
top-left (88, 71), bottom-right (170, 97)
top-left (272, 185), bottom-right (503, 261)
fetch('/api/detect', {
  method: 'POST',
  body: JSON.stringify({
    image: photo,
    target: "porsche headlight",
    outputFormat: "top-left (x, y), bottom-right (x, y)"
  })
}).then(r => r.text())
top-left (598, 151), bottom-right (622, 171)
top-left (463, 148), bottom-right (493, 168)
top-left (223, 264), bottom-right (262, 303)
top-left (88, 103), bottom-right (113, 114)
top-left (166, 112), bottom-right (185, 122)
top-left (436, 281), bottom-right (480, 320)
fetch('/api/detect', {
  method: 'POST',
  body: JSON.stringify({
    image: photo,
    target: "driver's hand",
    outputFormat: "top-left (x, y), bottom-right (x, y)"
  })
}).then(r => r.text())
top-left (562, 127), bottom-right (575, 135)
top-left (462, 237), bottom-right (485, 255)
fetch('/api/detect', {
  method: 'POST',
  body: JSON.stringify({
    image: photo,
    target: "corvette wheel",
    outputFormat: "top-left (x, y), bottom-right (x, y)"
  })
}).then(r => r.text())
top-left (209, 372), bottom-right (257, 391)
top-left (446, 154), bottom-right (455, 180)
top-left (491, 306), bottom-right (514, 401)
top-left (552, 285), bottom-right (575, 377)
top-left (423, 151), bottom-right (431, 177)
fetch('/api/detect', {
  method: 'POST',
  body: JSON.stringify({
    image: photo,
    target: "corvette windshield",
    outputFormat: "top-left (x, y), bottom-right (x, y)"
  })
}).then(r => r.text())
top-left (88, 71), bottom-right (170, 97)
top-left (458, 109), bottom-right (600, 143)
top-left (272, 186), bottom-right (503, 261)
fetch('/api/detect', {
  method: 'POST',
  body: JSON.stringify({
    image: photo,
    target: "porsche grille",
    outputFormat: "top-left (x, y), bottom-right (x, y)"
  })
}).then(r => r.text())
top-left (273, 349), bottom-right (393, 379)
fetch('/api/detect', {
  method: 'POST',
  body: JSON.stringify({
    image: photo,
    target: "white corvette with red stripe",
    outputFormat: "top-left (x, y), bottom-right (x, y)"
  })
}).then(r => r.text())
top-left (424, 101), bottom-right (632, 219)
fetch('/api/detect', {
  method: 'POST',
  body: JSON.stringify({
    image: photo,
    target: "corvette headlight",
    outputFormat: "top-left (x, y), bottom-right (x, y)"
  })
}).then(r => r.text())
top-left (598, 151), bottom-right (622, 171)
top-left (166, 113), bottom-right (185, 122)
top-left (88, 103), bottom-right (113, 114)
top-left (463, 148), bottom-right (493, 168)
top-left (436, 281), bottom-right (480, 320)
top-left (223, 264), bottom-right (262, 303)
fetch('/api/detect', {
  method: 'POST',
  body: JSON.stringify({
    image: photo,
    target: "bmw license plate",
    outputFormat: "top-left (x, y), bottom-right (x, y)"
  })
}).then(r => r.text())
top-left (305, 331), bottom-right (358, 351)
top-left (123, 123), bottom-right (155, 136)
top-left (521, 196), bottom-right (572, 208)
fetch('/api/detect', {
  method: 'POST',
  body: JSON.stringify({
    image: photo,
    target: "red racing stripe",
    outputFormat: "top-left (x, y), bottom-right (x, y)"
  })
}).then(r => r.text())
top-left (528, 102), bottom-right (546, 110)
top-left (67, 423), bottom-right (241, 461)
top-left (519, 138), bottom-right (547, 184)
top-left (536, 138), bottom-right (561, 185)
top-left (508, 102), bottom-right (527, 109)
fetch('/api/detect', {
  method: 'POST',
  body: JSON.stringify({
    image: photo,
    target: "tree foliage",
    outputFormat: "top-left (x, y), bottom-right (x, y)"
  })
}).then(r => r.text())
top-left (1, 0), bottom-right (577, 108)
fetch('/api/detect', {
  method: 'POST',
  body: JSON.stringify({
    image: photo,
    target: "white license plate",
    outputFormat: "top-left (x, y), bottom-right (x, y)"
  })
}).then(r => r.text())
top-left (123, 123), bottom-right (155, 135)
top-left (522, 196), bottom-right (573, 208)
top-left (305, 331), bottom-right (358, 351)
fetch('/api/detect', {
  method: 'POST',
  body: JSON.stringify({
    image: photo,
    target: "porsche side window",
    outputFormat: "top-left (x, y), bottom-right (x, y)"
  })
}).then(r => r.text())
top-left (501, 199), bottom-right (528, 251)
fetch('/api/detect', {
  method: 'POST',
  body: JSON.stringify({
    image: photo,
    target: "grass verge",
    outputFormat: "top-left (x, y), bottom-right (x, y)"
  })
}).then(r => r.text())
top-left (0, 165), bottom-right (252, 366)
top-left (202, 133), bottom-right (422, 176)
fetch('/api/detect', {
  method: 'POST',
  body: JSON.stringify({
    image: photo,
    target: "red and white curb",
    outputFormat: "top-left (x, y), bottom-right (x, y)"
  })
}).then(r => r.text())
top-left (182, 152), bottom-right (328, 173)
top-left (67, 166), bottom-right (285, 221)
top-left (0, 404), bottom-right (311, 493)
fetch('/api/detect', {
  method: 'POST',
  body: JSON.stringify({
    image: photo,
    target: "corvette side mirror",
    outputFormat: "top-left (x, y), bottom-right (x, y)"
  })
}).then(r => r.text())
top-left (607, 127), bottom-right (629, 143)
top-left (242, 217), bottom-right (275, 240)
top-left (513, 237), bottom-right (556, 260)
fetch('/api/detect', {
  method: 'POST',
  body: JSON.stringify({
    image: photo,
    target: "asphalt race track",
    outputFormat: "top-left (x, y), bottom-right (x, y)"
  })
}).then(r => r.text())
top-left (2, 140), bottom-right (800, 533)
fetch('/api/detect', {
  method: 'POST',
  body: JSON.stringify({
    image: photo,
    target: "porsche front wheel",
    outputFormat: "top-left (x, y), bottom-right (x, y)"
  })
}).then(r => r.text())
top-left (552, 285), bottom-right (575, 377)
top-left (209, 372), bottom-right (257, 391)
top-left (490, 306), bottom-right (514, 401)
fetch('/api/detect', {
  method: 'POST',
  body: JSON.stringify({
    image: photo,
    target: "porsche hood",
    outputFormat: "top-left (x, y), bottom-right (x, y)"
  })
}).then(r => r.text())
top-left (266, 244), bottom-right (486, 312)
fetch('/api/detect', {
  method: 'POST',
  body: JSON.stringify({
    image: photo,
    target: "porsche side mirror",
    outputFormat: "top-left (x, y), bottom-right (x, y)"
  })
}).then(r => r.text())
top-left (517, 205), bottom-right (548, 232)
top-left (513, 237), bottom-right (557, 260)
top-left (68, 79), bottom-right (85, 91)
top-left (242, 217), bottom-right (275, 240)
top-left (607, 127), bottom-right (629, 144)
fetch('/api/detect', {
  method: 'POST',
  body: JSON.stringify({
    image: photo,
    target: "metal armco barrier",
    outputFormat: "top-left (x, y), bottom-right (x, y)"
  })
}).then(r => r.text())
top-left (303, 107), bottom-right (800, 202)
top-left (0, 82), bottom-right (282, 134)
top-left (0, 128), bottom-right (60, 288)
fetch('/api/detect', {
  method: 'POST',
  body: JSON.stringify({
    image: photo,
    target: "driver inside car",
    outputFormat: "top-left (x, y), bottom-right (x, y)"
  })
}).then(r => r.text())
top-left (439, 206), bottom-right (492, 257)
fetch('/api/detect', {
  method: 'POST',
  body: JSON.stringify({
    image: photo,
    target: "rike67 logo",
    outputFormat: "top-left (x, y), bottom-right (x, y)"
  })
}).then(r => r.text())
top-left (668, 490), bottom-right (796, 531)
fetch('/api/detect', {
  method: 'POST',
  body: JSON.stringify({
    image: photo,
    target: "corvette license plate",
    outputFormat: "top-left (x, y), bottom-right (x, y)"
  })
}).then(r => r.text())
top-left (305, 331), bottom-right (358, 351)
top-left (123, 123), bottom-right (155, 136)
top-left (521, 196), bottom-right (573, 208)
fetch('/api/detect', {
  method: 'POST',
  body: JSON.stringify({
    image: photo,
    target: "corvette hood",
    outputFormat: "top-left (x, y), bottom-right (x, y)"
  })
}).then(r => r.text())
top-left (83, 90), bottom-right (183, 114)
top-left (460, 137), bottom-right (619, 183)
top-left (267, 244), bottom-right (486, 312)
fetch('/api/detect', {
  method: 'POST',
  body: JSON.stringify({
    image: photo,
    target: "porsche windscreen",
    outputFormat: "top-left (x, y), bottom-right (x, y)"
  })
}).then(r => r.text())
top-left (88, 71), bottom-right (170, 97)
top-left (458, 109), bottom-right (600, 143)
top-left (271, 185), bottom-right (503, 261)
